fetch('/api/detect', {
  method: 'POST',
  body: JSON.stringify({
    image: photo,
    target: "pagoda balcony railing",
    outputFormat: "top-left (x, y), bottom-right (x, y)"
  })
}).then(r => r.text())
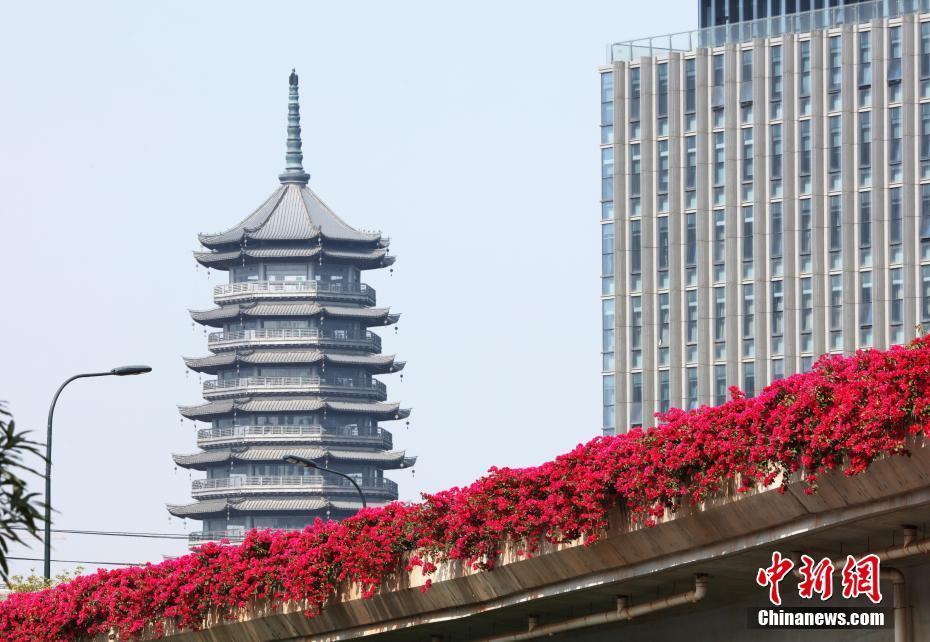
top-left (213, 280), bottom-right (376, 305)
top-left (188, 530), bottom-right (246, 545)
top-left (191, 475), bottom-right (398, 498)
top-left (207, 328), bottom-right (381, 352)
top-left (196, 424), bottom-right (393, 449)
top-left (202, 376), bottom-right (387, 400)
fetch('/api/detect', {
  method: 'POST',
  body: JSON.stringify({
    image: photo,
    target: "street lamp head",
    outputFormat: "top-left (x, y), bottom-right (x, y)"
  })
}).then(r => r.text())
top-left (284, 455), bottom-right (317, 469)
top-left (110, 365), bottom-right (153, 376)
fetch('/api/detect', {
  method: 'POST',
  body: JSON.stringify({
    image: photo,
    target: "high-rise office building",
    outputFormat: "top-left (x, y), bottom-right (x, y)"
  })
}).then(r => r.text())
top-left (601, 0), bottom-right (930, 434)
top-left (169, 72), bottom-right (414, 544)
top-left (700, 0), bottom-right (867, 29)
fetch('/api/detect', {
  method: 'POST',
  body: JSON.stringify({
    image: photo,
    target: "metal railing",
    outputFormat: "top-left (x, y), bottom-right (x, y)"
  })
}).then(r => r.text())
top-left (609, 0), bottom-right (930, 62)
top-left (191, 475), bottom-right (398, 495)
top-left (214, 280), bottom-right (376, 304)
top-left (188, 530), bottom-right (246, 544)
top-left (202, 376), bottom-right (387, 397)
top-left (196, 424), bottom-right (393, 448)
top-left (207, 328), bottom-right (381, 352)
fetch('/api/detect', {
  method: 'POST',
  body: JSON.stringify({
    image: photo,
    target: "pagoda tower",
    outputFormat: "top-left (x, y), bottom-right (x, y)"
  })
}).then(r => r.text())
top-left (168, 71), bottom-right (413, 545)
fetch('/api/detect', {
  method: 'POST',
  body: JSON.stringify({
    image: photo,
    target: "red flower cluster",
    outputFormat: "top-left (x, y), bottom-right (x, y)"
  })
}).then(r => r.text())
top-left (3, 339), bottom-right (930, 641)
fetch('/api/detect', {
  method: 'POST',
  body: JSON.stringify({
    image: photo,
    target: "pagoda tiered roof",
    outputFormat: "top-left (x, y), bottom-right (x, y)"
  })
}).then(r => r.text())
top-left (197, 183), bottom-right (385, 250)
top-left (182, 350), bottom-right (404, 374)
top-left (167, 497), bottom-right (377, 519)
top-left (189, 302), bottom-right (400, 326)
top-left (194, 245), bottom-right (394, 270)
top-left (172, 446), bottom-right (415, 469)
top-left (178, 398), bottom-right (411, 421)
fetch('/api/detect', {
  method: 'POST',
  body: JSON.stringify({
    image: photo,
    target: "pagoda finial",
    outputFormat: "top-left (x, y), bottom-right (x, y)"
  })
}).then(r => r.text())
top-left (279, 68), bottom-right (311, 185)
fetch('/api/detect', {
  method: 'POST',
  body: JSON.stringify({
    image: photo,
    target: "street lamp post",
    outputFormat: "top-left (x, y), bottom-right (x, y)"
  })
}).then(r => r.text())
top-left (283, 455), bottom-right (368, 508)
top-left (44, 365), bottom-right (151, 581)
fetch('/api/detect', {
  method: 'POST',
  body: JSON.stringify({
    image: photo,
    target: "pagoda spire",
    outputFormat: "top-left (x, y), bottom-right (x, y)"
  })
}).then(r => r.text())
top-left (279, 69), bottom-right (311, 185)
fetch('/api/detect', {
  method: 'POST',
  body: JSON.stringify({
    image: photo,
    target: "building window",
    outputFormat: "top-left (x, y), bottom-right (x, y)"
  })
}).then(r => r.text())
top-left (743, 363), bottom-right (756, 398)
top-left (629, 143), bottom-right (641, 199)
top-left (629, 373), bottom-right (641, 427)
top-left (685, 135), bottom-right (697, 207)
top-left (658, 370), bottom-right (670, 413)
top-left (656, 62), bottom-right (669, 135)
top-left (890, 107), bottom-right (903, 182)
top-left (630, 296), bottom-right (642, 368)
top-left (740, 48), bottom-right (753, 123)
top-left (921, 22), bottom-right (930, 98)
top-left (799, 199), bottom-right (812, 273)
top-left (921, 184), bottom-right (930, 260)
top-left (630, 219), bottom-right (642, 291)
top-left (889, 25), bottom-right (903, 102)
top-left (685, 58), bottom-right (697, 131)
top-left (799, 119), bottom-right (812, 194)
top-left (741, 128), bottom-right (753, 201)
top-left (860, 191), bottom-right (872, 267)
top-left (829, 195), bottom-right (842, 270)
top-left (801, 276), bottom-right (813, 354)
top-left (600, 71), bottom-right (614, 145)
top-left (713, 209), bottom-right (725, 282)
top-left (742, 205), bottom-right (754, 279)
top-left (601, 146), bottom-right (614, 202)
top-left (771, 280), bottom-right (784, 354)
top-left (629, 67), bottom-right (640, 138)
top-left (714, 286), bottom-right (726, 360)
top-left (657, 140), bottom-right (669, 211)
top-left (686, 212), bottom-right (697, 285)
top-left (859, 111), bottom-right (871, 185)
top-left (799, 40), bottom-right (812, 115)
top-left (602, 298), bottom-right (615, 371)
top-left (713, 132), bottom-right (725, 204)
top-left (687, 367), bottom-right (698, 410)
top-left (890, 267), bottom-right (904, 345)
top-left (858, 30), bottom-right (871, 107)
top-left (686, 289), bottom-right (698, 346)
top-left (860, 271), bottom-right (872, 346)
top-left (714, 364), bottom-right (727, 406)
top-left (712, 53), bottom-right (725, 122)
top-left (921, 103), bottom-right (930, 179)
top-left (657, 216), bottom-right (669, 288)
top-left (772, 359), bottom-right (785, 381)
top-left (890, 187), bottom-right (903, 264)
top-left (658, 293), bottom-right (670, 365)
top-left (770, 124), bottom-right (782, 196)
top-left (602, 222), bottom-right (615, 294)
top-left (771, 202), bottom-right (783, 277)
top-left (828, 36), bottom-right (842, 111)
top-left (770, 44), bottom-right (782, 118)
top-left (830, 275), bottom-right (843, 351)
top-left (603, 374), bottom-right (616, 430)
top-left (743, 283), bottom-right (755, 358)
top-left (922, 265), bottom-right (930, 324)
top-left (829, 115), bottom-right (842, 190)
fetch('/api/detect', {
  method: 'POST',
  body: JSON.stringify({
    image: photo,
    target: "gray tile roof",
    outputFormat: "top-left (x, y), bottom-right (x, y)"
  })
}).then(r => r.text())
top-left (178, 398), bottom-right (408, 420)
top-left (198, 184), bottom-right (383, 248)
top-left (167, 497), bottom-right (389, 518)
top-left (189, 303), bottom-right (397, 326)
top-left (194, 246), bottom-right (394, 269)
top-left (182, 350), bottom-right (402, 374)
top-left (172, 446), bottom-right (411, 469)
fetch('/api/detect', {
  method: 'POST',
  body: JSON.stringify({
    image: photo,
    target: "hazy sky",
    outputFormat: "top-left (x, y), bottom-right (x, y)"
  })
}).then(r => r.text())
top-left (0, 1), bottom-right (695, 575)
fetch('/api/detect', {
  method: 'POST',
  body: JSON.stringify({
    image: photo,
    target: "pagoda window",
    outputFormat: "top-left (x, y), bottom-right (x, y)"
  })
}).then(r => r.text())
top-left (262, 319), bottom-right (310, 329)
top-left (259, 366), bottom-right (312, 378)
top-left (232, 264), bottom-right (259, 283)
top-left (314, 264), bottom-right (348, 283)
top-left (266, 263), bottom-right (308, 281)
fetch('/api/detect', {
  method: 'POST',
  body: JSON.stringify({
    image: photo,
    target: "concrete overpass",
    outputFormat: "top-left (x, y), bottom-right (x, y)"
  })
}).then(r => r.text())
top-left (154, 441), bottom-right (930, 642)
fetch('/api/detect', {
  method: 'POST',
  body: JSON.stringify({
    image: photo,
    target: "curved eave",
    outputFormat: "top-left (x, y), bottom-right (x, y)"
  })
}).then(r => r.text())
top-left (189, 303), bottom-right (397, 328)
top-left (194, 247), bottom-right (393, 270)
top-left (173, 447), bottom-right (411, 471)
top-left (178, 399), bottom-right (410, 421)
top-left (183, 351), bottom-right (402, 375)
